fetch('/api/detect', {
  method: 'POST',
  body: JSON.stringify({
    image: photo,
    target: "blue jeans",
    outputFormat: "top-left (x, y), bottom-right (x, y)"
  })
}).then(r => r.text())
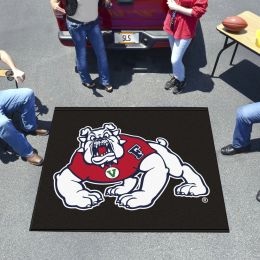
top-left (0, 88), bottom-right (37, 157)
top-left (233, 102), bottom-right (260, 148)
top-left (67, 18), bottom-right (110, 86)
top-left (168, 35), bottom-right (192, 82)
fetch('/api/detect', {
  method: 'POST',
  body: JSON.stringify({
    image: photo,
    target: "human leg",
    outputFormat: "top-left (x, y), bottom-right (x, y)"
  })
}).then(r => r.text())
top-left (221, 102), bottom-right (260, 155)
top-left (0, 88), bottom-right (37, 132)
top-left (232, 102), bottom-right (260, 148)
top-left (168, 34), bottom-right (174, 50)
top-left (171, 38), bottom-right (192, 82)
top-left (88, 22), bottom-right (110, 87)
top-left (0, 113), bottom-right (33, 157)
top-left (165, 36), bottom-right (191, 92)
top-left (165, 35), bottom-right (176, 90)
top-left (0, 88), bottom-right (46, 164)
top-left (17, 89), bottom-right (37, 132)
top-left (67, 19), bottom-right (93, 84)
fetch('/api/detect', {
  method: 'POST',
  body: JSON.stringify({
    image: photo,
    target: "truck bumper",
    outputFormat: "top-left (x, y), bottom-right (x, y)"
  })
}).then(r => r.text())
top-left (58, 30), bottom-right (169, 49)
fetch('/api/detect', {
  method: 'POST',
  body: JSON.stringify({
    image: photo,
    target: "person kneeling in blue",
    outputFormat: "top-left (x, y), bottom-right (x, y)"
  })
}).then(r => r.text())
top-left (221, 102), bottom-right (260, 202)
top-left (221, 102), bottom-right (260, 155)
top-left (0, 50), bottom-right (48, 166)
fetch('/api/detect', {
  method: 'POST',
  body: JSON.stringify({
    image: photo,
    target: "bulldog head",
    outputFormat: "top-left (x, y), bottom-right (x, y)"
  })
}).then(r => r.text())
top-left (77, 123), bottom-right (126, 167)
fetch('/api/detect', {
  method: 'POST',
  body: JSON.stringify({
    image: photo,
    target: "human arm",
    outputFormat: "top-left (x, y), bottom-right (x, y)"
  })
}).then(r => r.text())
top-left (100, 0), bottom-right (112, 8)
top-left (50, 0), bottom-right (66, 16)
top-left (0, 50), bottom-right (25, 83)
top-left (167, 0), bottom-right (208, 18)
top-left (167, 0), bottom-right (192, 16)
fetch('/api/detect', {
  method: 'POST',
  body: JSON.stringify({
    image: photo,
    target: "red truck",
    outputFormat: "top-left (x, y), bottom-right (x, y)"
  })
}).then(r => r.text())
top-left (55, 0), bottom-right (169, 49)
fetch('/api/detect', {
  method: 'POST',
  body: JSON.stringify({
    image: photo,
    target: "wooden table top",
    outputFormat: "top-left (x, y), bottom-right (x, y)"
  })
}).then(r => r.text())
top-left (217, 11), bottom-right (260, 55)
top-left (0, 69), bottom-right (9, 77)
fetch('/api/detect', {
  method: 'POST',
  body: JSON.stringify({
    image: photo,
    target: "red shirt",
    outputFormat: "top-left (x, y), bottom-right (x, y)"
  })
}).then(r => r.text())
top-left (163, 0), bottom-right (208, 39)
top-left (68, 134), bottom-right (155, 184)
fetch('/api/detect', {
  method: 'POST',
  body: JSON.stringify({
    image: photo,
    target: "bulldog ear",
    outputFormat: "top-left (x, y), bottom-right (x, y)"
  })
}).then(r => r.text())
top-left (103, 122), bottom-right (117, 131)
top-left (112, 129), bottom-right (121, 136)
top-left (80, 127), bottom-right (91, 137)
top-left (77, 137), bottom-right (86, 152)
top-left (78, 137), bottom-right (86, 143)
top-left (119, 140), bottom-right (126, 145)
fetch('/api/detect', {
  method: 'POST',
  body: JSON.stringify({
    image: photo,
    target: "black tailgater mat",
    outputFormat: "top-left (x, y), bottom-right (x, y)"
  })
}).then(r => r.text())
top-left (30, 108), bottom-right (229, 232)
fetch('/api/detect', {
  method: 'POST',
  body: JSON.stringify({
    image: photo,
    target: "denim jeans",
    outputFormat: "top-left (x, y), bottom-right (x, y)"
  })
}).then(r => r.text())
top-left (0, 88), bottom-right (37, 157)
top-left (233, 102), bottom-right (260, 148)
top-left (67, 18), bottom-right (110, 86)
top-left (168, 35), bottom-right (192, 82)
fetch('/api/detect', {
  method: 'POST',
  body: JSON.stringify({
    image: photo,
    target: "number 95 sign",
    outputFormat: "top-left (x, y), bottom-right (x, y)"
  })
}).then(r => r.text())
top-left (114, 32), bottom-right (140, 44)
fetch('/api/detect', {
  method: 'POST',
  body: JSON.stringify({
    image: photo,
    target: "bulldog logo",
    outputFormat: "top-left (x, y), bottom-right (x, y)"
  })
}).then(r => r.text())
top-left (54, 123), bottom-right (210, 211)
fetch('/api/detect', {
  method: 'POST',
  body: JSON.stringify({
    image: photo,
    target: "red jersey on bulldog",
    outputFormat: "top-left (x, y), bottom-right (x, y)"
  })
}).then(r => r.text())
top-left (68, 134), bottom-right (155, 183)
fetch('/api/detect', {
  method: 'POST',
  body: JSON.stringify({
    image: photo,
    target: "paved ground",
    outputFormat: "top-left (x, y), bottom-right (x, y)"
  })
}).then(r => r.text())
top-left (0, 0), bottom-right (259, 259)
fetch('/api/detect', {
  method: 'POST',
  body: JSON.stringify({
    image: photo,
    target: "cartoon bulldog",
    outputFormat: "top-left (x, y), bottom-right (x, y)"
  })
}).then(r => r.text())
top-left (54, 123), bottom-right (210, 211)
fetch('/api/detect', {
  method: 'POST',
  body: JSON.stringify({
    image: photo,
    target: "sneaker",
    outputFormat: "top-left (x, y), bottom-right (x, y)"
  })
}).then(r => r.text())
top-left (172, 79), bottom-right (186, 94)
top-left (82, 81), bottom-right (96, 89)
top-left (164, 76), bottom-right (176, 90)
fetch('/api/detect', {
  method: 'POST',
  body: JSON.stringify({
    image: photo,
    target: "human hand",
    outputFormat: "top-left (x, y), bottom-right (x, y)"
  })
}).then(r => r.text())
top-left (12, 68), bottom-right (25, 84)
top-left (50, 1), bottom-right (66, 16)
top-left (105, 0), bottom-right (113, 8)
top-left (167, 0), bottom-right (180, 11)
top-left (103, 0), bottom-right (112, 8)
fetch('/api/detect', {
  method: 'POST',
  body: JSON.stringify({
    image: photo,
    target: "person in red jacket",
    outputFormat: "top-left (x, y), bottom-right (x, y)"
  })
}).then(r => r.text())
top-left (163, 0), bottom-right (208, 94)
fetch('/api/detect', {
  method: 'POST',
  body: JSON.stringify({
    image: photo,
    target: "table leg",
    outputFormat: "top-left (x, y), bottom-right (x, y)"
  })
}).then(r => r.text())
top-left (211, 37), bottom-right (236, 77)
top-left (230, 43), bottom-right (239, 65)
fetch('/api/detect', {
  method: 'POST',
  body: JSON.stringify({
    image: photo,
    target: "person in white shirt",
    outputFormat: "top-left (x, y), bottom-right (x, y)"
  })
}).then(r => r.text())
top-left (50, 0), bottom-right (113, 92)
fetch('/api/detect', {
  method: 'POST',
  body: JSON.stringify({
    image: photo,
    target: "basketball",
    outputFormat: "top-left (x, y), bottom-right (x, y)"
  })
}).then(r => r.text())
top-left (222, 16), bottom-right (248, 32)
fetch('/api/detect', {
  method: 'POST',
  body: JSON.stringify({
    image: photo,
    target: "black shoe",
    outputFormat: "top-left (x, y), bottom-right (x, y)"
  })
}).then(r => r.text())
top-left (221, 144), bottom-right (251, 155)
top-left (172, 79), bottom-right (186, 94)
top-left (82, 81), bottom-right (96, 89)
top-left (256, 190), bottom-right (260, 202)
top-left (24, 153), bottom-right (44, 166)
top-left (164, 76), bottom-right (176, 90)
top-left (103, 84), bottom-right (113, 93)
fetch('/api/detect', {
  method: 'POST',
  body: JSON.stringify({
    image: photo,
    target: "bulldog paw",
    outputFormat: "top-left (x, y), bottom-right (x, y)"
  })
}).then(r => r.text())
top-left (105, 185), bottom-right (127, 196)
top-left (174, 183), bottom-right (207, 197)
top-left (105, 178), bottom-right (138, 197)
top-left (116, 191), bottom-right (153, 210)
top-left (65, 189), bottom-right (104, 210)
